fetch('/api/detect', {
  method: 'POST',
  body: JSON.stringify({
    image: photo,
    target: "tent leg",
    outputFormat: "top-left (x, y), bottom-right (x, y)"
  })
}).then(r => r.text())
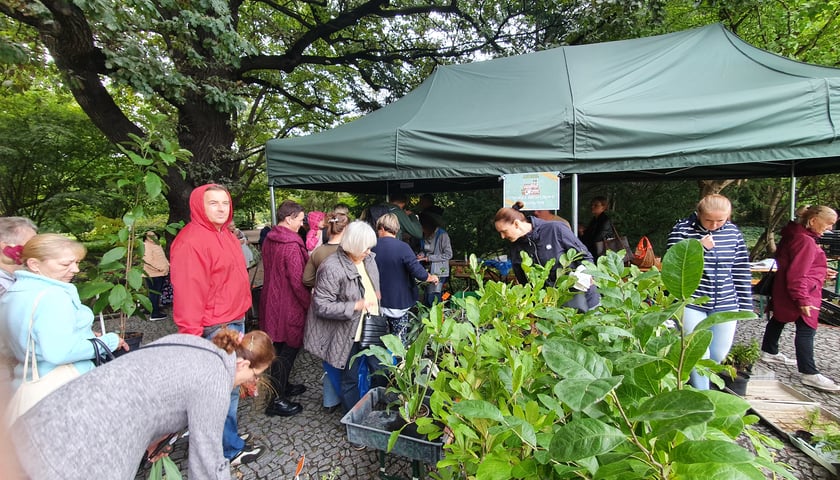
top-left (789, 172), bottom-right (797, 221)
top-left (571, 174), bottom-right (579, 234)
top-left (270, 185), bottom-right (277, 225)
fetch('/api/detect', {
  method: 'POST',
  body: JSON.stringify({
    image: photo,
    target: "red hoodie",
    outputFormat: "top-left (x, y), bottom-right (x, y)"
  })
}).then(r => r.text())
top-left (170, 184), bottom-right (251, 335)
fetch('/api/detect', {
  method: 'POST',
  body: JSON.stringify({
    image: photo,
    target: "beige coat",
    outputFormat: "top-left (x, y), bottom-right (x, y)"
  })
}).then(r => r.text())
top-left (143, 240), bottom-right (170, 277)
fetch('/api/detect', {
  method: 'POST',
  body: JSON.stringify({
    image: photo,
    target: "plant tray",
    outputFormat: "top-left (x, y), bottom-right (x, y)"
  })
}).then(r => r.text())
top-left (743, 379), bottom-right (815, 404)
top-left (341, 387), bottom-right (445, 464)
top-left (750, 401), bottom-right (840, 476)
top-left (745, 383), bottom-right (840, 477)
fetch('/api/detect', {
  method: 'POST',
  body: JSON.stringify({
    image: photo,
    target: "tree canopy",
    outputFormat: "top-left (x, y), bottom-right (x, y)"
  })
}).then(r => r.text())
top-left (0, 0), bottom-right (675, 223)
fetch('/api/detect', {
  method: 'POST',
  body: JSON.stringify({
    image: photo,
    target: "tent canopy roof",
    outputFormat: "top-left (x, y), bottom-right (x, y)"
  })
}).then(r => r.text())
top-left (266, 24), bottom-right (840, 194)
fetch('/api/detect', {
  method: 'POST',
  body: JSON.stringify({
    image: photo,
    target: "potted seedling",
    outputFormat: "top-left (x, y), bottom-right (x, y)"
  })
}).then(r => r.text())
top-left (721, 340), bottom-right (761, 395)
top-left (343, 314), bottom-right (444, 459)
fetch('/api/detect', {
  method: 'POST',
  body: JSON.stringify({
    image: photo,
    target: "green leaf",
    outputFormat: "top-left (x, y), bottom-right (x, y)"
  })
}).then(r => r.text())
top-left (548, 418), bottom-right (625, 462)
top-left (631, 390), bottom-right (714, 435)
top-left (100, 247), bottom-right (127, 265)
top-left (553, 376), bottom-right (623, 411)
top-left (671, 440), bottom-right (754, 463)
top-left (660, 239), bottom-right (703, 300)
top-left (672, 461), bottom-right (765, 479)
top-left (695, 310), bottom-right (757, 331)
top-left (144, 172), bottom-right (162, 199)
top-left (452, 400), bottom-right (504, 423)
top-left (108, 284), bottom-right (129, 311)
top-left (127, 268), bottom-right (144, 290)
top-left (77, 281), bottom-right (115, 300)
top-left (475, 456), bottom-right (514, 480)
top-left (542, 338), bottom-right (611, 379)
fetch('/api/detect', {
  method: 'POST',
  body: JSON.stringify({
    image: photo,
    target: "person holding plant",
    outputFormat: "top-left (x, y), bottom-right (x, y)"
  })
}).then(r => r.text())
top-left (372, 213), bottom-right (438, 345)
top-left (170, 184), bottom-right (262, 466)
top-left (0, 234), bottom-right (127, 395)
top-left (11, 329), bottom-right (274, 479)
top-left (666, 194), bottom-right (753, 390)
top-left (760, 205), bottom-right (840, 392)
top-left (260, 200), bottom-right (310, 417)
top-left (303, 220), bottom-right (383, 413)
top-left (142, 231), bottom-right (169, 321)
top-left (494, 201), bottom-right (600, 312)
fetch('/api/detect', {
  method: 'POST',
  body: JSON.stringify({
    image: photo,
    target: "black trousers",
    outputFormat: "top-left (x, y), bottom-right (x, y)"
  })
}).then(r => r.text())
top-left (761, 316), bottom-right (818, 375)
top-left (268, 342), bottom-right (299, 399)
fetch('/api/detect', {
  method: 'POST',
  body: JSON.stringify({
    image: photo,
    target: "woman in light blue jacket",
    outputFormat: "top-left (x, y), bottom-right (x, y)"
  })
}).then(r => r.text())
top-left (0, 234), bottom-right (125, 392)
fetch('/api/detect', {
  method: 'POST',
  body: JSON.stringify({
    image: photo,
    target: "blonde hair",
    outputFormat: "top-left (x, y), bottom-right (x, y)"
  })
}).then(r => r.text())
top-left (21, 234), bottom-right (86, 264)
top-left (376, 213), bottom-right (400, 235)
top-left (799, 205), bottom-right (837, 228)
top-left (696, 194), bottom-right (732, 215)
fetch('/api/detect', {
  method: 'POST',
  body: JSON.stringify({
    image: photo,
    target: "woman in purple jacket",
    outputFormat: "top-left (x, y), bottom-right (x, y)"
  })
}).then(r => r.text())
top-left (259, 200), bottom-right (310, 416)
top-left (761, 205), bottom-right (840, 392)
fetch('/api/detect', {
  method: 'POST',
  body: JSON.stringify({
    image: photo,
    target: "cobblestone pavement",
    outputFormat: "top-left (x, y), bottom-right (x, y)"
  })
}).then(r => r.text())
top-left (114, 303), bottom-right (840, 479)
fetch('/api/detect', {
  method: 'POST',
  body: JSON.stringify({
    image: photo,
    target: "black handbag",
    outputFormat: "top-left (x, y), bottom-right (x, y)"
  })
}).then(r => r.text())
top-left (753, 268), bottom-right (776, 297)
top-left (89, 337), bottom-right (116, 366)
top-left (360, 313), bottom-right (391, 348)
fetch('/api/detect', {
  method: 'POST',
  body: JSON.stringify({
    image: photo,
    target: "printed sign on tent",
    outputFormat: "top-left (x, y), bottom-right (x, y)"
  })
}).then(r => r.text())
top-left (502, 172), bottom-right (560, 210)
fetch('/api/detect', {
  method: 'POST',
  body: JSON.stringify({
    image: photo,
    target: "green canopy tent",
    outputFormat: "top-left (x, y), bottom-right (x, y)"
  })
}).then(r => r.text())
top-left (265, 23), bottom-right (840, 220)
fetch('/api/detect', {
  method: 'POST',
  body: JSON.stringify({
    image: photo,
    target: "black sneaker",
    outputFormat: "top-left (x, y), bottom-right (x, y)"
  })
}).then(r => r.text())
top-left (230, 444), bottom-right (264, 466)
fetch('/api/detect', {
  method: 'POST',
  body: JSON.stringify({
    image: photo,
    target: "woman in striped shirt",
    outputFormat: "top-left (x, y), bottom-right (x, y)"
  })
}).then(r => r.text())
top-left (667, 194), bottom-right (753, 390)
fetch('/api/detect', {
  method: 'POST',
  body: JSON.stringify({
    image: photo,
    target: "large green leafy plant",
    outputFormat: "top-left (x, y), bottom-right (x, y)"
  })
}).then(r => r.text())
top-left (411, 241), bottom-right (791, 479)
top-left (78, 122), bottom-right (190, 333)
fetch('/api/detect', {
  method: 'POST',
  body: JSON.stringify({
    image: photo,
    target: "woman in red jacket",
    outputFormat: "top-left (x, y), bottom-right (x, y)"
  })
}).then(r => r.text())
top-left (761, 205), bottom-right (839, 392)
top-left (260, 200), bottom-right (310, 416)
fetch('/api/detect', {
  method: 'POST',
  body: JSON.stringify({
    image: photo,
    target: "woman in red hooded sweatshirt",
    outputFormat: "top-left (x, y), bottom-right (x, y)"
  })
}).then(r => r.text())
top-left (761, 205), bottom-right (839, 392)
top-left (260, 200), bottom-right (310, 416)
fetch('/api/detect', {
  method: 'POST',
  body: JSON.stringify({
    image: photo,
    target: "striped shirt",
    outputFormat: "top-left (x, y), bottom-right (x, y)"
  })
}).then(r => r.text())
top-left (666, 213), bottom-right (753, 312)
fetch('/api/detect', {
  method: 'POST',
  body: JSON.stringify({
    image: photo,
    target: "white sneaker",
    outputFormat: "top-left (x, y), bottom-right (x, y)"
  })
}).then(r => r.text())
top-left (802, 373), bottom-right (840, 393)
top-left (760, 351), bottom-right (796, 366)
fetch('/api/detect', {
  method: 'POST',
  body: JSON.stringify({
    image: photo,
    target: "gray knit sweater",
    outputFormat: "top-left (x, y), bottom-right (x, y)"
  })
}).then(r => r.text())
top-left (12, 334), bottom-right (236, 480)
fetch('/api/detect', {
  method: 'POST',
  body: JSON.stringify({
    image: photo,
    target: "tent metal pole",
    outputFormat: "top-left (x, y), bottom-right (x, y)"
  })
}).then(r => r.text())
top-left (270, 185), bottom-right (277, 225)
top-left (790, 166), bottom-right (797, 220)
top-left (571, 174), bottom-right (579, 233)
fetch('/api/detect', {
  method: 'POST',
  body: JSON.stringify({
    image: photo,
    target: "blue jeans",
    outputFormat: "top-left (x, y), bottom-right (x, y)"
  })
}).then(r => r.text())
top-left (683, 307), bottom-right (737, 390)
top-left (204, 320), bottom-right (245, 459)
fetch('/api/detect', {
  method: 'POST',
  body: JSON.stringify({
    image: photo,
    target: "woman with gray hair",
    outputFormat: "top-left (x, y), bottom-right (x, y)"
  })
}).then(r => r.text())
top-left (303, 221), bottom-right (382, 412)
top-left (0, 217), bottom-right (38, 298)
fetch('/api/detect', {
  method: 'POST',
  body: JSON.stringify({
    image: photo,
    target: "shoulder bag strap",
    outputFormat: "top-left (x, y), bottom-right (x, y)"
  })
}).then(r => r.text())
top-left (22, 291), bottom-right (49, 383)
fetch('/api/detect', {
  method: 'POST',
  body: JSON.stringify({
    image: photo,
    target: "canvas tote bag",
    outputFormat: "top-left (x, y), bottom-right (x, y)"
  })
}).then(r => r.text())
top-left (6, 292), bottom-right (80, 425)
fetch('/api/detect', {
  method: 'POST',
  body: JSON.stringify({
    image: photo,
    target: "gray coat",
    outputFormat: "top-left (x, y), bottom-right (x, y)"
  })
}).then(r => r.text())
top-left (12, 334), bottom-right (235, 480)
top-left (303, 248), bottom-right (380, 369)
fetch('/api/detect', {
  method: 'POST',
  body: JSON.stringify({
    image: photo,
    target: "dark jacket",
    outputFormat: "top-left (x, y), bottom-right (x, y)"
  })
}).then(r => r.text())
top-left (771, 221), bottom-right (827, 328)
top-left (260, 225), bottom-right (311, 347)
top-left (372, 236), bottom-right (429, 310)
top-left (509, 216), bottom-right (599, 309)
top-left (303, 249), bottom-right (380, 369)
top-left (579, 212), bottom-right (614, 257)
